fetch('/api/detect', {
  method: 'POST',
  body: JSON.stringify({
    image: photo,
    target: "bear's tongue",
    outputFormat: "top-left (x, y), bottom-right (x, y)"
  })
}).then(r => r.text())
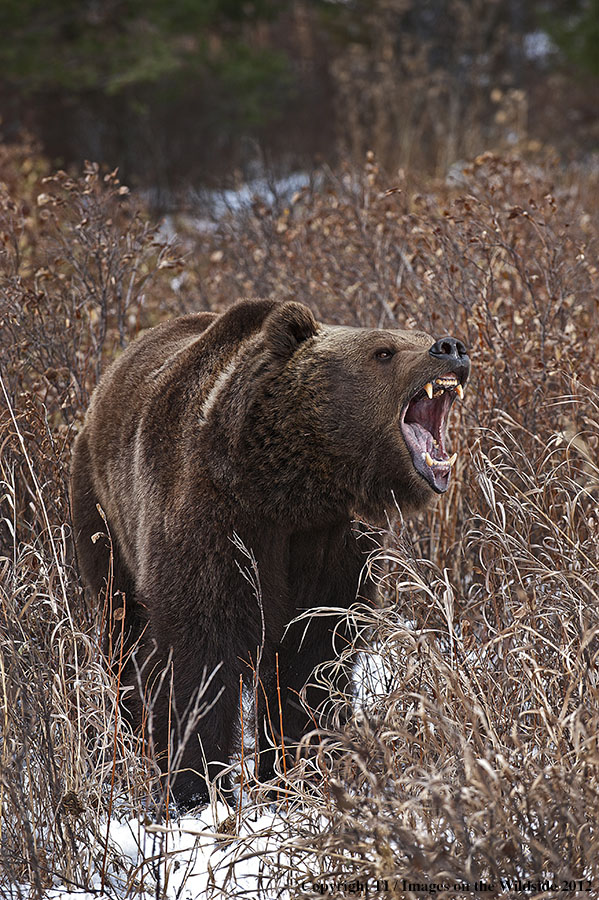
top-left (400, 386), bottom-right (457, 493)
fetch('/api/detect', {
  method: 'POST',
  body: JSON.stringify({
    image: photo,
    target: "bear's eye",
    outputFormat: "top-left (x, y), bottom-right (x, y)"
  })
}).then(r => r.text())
top-left (375, 349), bottom-right (395, 361)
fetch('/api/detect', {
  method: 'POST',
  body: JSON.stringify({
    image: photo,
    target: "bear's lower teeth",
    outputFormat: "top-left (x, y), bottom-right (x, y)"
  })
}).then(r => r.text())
top-left (424, 451), bottom-right (457, 468)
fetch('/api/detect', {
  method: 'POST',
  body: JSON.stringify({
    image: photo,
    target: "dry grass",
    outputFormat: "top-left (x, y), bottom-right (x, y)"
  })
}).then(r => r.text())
top-left (0, 145), bottom-right (178, 896)
top-left (2, 140), bottom-right (599, 898)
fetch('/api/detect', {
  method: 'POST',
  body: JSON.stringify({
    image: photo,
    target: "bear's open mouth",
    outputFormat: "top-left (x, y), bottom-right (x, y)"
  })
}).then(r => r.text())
top-left (400, 373), bottom-right (465, 493)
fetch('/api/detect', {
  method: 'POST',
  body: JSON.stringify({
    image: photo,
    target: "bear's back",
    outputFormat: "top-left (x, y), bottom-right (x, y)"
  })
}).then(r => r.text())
top-left (87, 299), bottom-right (281, 437)
top-left (76, 300), bottom-right (282, 565)
top-left (90, 312), bottom-right (217, 416)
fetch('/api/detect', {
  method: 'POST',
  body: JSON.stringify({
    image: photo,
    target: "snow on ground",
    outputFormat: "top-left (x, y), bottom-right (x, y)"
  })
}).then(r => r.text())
top-left (45, 800), bottom-right (310, 899)
top-left (158, 171), bottom-right (314, 239)
top-left (42, 649), bottom-right (402, 899)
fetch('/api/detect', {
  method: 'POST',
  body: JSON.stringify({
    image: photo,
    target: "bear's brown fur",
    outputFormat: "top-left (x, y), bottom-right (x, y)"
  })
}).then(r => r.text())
top-left (71, 298), bottom-right (469, 806)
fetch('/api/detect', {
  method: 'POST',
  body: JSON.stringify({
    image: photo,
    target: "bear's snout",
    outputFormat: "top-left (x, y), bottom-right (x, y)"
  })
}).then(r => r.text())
top-left (429, 336), bottom-right (470, 381)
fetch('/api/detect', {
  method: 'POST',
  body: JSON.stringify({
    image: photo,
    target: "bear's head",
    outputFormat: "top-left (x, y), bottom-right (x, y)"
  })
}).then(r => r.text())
top-left (212, 301), bottom-right (470, 524)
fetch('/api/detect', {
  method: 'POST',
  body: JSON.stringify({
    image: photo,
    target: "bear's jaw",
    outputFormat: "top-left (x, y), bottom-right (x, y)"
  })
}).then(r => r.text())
top-left (400, 374), bottom-right (462, 494)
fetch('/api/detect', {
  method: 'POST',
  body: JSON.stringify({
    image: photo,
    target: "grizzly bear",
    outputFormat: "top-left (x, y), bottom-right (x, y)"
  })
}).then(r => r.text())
top-left (71, 298), bottom-right (469, 807)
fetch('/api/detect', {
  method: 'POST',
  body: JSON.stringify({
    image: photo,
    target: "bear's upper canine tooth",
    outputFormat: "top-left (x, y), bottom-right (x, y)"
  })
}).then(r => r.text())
top-left (448, 452), bottom-right (458, 466)
top-left (425, 451), bottom-right (434, 467)
top-left (424, 382), bottom-right (433, 399)
top-left (455, 384), bottom-right (464, 400)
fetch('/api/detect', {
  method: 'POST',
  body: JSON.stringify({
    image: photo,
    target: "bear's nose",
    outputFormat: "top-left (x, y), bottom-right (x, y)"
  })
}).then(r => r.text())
top-left (429, 336), bottom-right (469, 363)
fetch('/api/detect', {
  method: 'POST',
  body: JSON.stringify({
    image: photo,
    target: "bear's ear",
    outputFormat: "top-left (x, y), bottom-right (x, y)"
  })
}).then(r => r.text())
top-left (263, 302), bottom-right (318, 358)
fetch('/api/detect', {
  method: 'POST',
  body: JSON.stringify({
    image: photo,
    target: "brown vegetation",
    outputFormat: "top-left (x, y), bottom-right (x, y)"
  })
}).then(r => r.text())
top-left (2, 139), bottom-right (599, 897)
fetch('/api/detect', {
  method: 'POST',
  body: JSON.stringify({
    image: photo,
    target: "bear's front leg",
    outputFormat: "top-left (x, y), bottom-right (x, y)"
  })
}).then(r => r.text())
top-left (142, 643), bottom-right (239, 808)
top-left (256, 523), bottom-right (373, 786)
